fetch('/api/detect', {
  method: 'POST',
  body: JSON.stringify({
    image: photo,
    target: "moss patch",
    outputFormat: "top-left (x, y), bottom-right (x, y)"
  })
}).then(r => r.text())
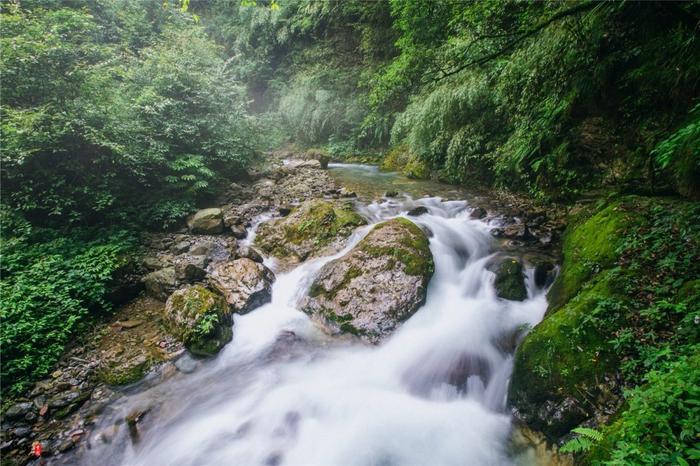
top-left (256, 200), bottom-right (366, 260)
top-left (510, 270), bottom-right (625, 436)
top-left (494, 259), bottom-right (527, 301)
top-left (166, 285), bottom-right (232, 356)
top-left (547, 200), bottom-right (638, 312)
top-left (358, 218), bottom-right (434, 277)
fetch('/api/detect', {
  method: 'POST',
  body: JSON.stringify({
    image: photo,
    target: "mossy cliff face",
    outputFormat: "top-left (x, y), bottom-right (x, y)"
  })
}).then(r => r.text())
top-left (301, 217), bottom-right (434, 343)
top-left (255, 199), bottom-right (366, 263)
top-left (165, 285), bottom-right (232, 356)
top-left (510, 201), bottom-right (636, 440)
top-left (510, 196), bottom-right (700, 452)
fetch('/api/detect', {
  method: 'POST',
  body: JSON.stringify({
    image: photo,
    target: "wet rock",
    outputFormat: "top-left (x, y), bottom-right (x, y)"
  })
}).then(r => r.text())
top-left (208, 259), bottom-right (275, 314)
top-left (187, 208), bottom-right (224, 235)
top-left (165, 285), bottom-right (232, 356)
top-left (492, 258), bottom-right (527, 301)
top-left (237, 245), bottom-right (264, 263)
top-left (503, 223), bottom-right (532, 241)
top-left (255, 200), bottom-right (366, 263)
top-left (384, 191), bottom-right (399, 198)
top-left (301, 218), bottom-right (434, 343)
top-left (230, 224), bottom-right (248, 239)
top-left (534, 261), bottom-right (556, 288)
top-left (143, 267), bottom-right (177, 301)
top-left (278, 205), bottom-right (292, 216)
top-left (490, 227), bottom-right (505, 238)
top-left (48, 391), bottom-right (81, 409)
top-left (405, 352), bottom-right (491, 396)
top-left (407, 206), bottom-right (429, 216)
top-left (175, 354), bottom-right (198, 374)
top-left (12, 426), bottom-right (31, 438)
top-left (470, 207), bottom-right (487, 219)
top-left (5, 402), bottom-right (33, 420)
top-left (339, 187), bottom-right (356, 198)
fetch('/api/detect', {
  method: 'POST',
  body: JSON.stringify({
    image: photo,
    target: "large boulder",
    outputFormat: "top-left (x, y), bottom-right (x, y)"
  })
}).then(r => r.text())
top-left (509, 271), bottom-right (621, 440)
top-left (165, 285), bottom-right (232, 356)
top-left (208, 258), bottom-right (274, 313)
top-left (255, 199), bottom-right (366, 263)
top-left (187, 208), bottom-right (224, 234)
top-left (301, 218), bottom-right (434, 343)
top-left (143, 267), bottom-right (177, 301)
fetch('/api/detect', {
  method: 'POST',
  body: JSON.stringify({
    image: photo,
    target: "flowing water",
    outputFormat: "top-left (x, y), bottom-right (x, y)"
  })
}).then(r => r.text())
top-left (74, 165), bottom-right (550, 466)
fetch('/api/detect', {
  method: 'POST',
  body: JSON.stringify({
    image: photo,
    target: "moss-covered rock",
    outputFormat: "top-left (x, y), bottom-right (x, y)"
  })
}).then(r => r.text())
top-left (301, 217), bottom-right (434, 343)
top-left (255, 199), bottom-right (366, 263)
top-left (546, 201), bottom-right (638, 312)
top-left (98, 354), bottom-right (149, 386)
top-left (165, 285), bottom-right (232, 357)
top-left (510, 270), bottom-right (624, 439)
top-left (493, 258), bottom-right (527, 301)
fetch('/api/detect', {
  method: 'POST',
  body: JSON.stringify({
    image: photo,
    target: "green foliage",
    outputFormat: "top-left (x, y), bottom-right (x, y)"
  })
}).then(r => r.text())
top-left (1, 1), bottom-right (257, 225)
top-left (590, 353), bottom-right (700, 465)
top-left (561, 427), bottom-right (603, 454)
top-left (370, 1), bottom-right (700, 200)
top-left (0, 209), bottom-right (136, 395)
top-left (652, 104), bottom-right (700, 198)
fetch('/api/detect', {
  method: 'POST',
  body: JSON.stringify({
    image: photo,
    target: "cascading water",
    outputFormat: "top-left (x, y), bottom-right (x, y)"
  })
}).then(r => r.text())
top-left (73, 169), bottom-right (549, 466)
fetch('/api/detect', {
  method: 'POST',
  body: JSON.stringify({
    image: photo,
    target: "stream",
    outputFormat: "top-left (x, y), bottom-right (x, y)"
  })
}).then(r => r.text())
top-left (74, 164), bottom-right (551, 466)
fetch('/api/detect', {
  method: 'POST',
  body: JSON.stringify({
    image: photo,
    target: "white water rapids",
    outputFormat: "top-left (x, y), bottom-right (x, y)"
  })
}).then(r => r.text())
top-left (75, 185), bottom-right (549, 466)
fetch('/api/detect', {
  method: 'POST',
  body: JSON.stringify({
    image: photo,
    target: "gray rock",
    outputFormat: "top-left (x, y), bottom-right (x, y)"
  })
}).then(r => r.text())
top-left (143, 267), bottom-right (177, 301)
top-left (301, 218), bottom-right (434, 343)
top-left (172, 240), bottom-right (191, 254)
top-left (5, 402), bottom-right (32, 420)
top-left (230, 224), bottom-right (248, 239)
top-left (48, 390), bottom-right (81, 408)
top-left (237, 246), bottom-right (264, 263)
top-left (189, 240), bottom-right (217, 256)
top-left (503, 223), bottom-right (532, 241)
top-left (174, 255), bottom-right (208, 283)
top-left (187, 208), bottom-right (224, 235)
top-left (470, 207), bottom-right (487, 219)
top-left (208, 259), bottom-right (275, 314)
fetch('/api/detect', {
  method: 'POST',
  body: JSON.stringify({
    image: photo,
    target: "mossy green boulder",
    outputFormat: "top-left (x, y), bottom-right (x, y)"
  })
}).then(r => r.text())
top-left (255, 199), bottom-right (366, 263)
top-left (301, 217), bottom-right (434, 343)
top-left (165, 285), bottom-right (232, 356)
top-left (509, 270), bottom-right (624, 439)
top-left (493, 258), bottom-right (527, 301)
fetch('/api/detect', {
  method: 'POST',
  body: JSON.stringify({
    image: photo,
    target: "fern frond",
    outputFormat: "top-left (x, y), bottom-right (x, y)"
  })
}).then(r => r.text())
top-left (571, 427), bottom-right (603, 442)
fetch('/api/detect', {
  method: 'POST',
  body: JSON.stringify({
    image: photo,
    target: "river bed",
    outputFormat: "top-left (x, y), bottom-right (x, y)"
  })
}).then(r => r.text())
top-left (67, 164), bottom-right (554, 466)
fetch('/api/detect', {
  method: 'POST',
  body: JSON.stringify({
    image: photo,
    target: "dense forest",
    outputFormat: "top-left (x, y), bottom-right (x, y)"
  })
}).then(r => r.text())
top-left (1, 1), bottom-right (698, 465)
